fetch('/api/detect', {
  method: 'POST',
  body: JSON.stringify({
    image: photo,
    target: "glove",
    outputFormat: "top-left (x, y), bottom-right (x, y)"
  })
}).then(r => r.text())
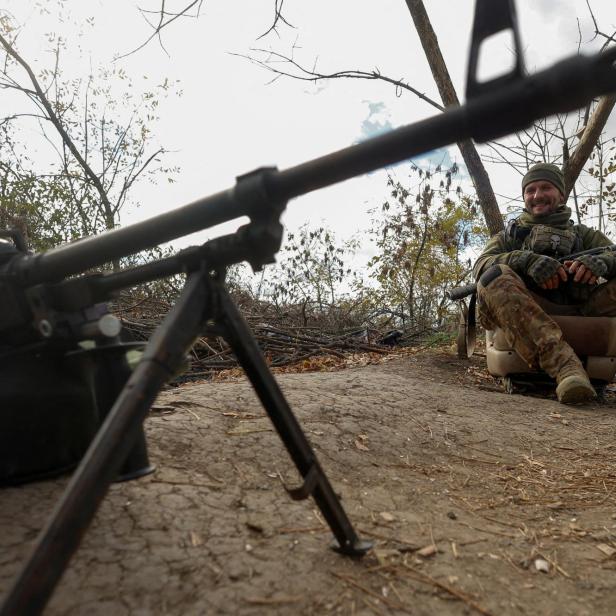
top-left (599, 251), bottom-right (616, 279)
top-left (526, 254), bottom-right (562, 285)
top-left (507, 250), bottom-right (535, 275)
top-left (572, 254), bottom-right (608, 279)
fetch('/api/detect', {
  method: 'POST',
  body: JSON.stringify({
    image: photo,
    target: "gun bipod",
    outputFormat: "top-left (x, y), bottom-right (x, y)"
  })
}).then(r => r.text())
top-left (213, 271), bottom-right (371, 556)
top-left (0, 263), bottom-right (370, 616)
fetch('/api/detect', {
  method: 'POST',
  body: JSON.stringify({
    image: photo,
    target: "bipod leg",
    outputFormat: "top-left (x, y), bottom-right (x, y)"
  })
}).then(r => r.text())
top-left (0, 274), bottom-right (209, 616)
top-left (212, 274), bottom-right (371, 556)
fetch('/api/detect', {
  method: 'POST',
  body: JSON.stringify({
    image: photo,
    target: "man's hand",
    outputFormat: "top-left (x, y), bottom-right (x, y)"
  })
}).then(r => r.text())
top-left (527, 255), bottom-right (568, 289)
top-left (539, 265), bottom-right (568, 289)
top-left (564, 257), bottom-right (603, 285)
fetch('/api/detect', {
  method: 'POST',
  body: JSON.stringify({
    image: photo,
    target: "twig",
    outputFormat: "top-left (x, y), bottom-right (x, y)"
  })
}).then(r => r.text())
top-left (331, 572), bottom-right (408, 612)
top-left (399, 563), bottom-right (494, 616)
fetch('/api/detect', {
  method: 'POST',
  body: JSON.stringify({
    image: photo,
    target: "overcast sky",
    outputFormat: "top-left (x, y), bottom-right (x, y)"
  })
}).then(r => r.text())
top-left (2, 0), bottom-right (615, 263)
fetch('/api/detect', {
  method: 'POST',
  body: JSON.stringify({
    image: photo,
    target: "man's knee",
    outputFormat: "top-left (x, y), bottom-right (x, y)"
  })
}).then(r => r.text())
top-left (478, 265), bottom-right (503, 290)
top-left (477, 264), bottom-right (520, 294)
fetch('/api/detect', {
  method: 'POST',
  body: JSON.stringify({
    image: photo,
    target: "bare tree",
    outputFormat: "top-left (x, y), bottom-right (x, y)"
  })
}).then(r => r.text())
top-left (257, 0), bottom-right (295, 40)
top-left (479, 1), bottom-right (616, 228)
top-left (119, 0), bottom-right (205, 58)
top-left (0, 14), bottom-right (177, 249)
top-left (404, 0), bottom-right (502, 235)
top-left (563, 95), bottom-right (616, 199)
top-left (240, 1), bottom-right (503, 234)
top-left (241, 1), bottom-right (615, 237)
top-left (562, 1), bottom-right (616, 197)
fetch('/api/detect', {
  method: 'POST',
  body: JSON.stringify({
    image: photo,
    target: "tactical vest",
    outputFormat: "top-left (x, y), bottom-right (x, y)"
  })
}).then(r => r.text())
top-left (504, 219), bottom-right (583, 259)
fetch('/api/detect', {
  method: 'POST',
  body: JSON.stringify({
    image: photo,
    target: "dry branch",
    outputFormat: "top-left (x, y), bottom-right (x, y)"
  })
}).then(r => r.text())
top-left (119, 0), bottom-right (205, 58)
top-left (234, 49), bottom-right (444, 111)
top-left (113, 289), bottom-right (443, 380)
top-left (404, 0), bottom-right (503, 235)
top-left (563, 94), bottom-right (616, 198)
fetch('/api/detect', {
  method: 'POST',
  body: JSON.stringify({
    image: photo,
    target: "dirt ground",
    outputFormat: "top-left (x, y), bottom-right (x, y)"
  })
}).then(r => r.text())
top-left (2, 346), bottom-right (616, 615)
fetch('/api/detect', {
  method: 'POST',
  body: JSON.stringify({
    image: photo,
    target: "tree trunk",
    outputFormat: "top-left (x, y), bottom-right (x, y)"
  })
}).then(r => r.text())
top-left (404, 0), bottom-right (504, 236)
top-left (563, 94), bottom-right (616, 199)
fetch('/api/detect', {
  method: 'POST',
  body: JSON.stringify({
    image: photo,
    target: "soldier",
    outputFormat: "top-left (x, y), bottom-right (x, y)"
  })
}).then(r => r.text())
top-left (473, 163), bottom-right (616, 404)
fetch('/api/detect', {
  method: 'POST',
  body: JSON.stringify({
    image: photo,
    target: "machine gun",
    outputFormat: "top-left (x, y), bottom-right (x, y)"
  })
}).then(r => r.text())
top-left (2, 0), bottom-right (616, 613)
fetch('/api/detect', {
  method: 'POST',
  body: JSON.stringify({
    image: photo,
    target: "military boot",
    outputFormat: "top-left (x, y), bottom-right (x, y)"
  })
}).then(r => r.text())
top-left (539, 341), bottom-right (596, 404)
top-left (478, 265), bottom-right (596, 404)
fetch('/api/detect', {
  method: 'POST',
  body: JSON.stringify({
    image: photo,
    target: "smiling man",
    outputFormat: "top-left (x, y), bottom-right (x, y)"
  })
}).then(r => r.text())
top-left (472, 163), bottom-right (616, 404)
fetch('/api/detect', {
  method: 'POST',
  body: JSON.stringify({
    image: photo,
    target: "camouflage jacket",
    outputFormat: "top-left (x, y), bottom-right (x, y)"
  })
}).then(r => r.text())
top-left (473, 206), bottom-right (614, 303)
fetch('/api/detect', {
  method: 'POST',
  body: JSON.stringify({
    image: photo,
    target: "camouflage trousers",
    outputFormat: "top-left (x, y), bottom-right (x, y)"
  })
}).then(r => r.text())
top-left (477, 264), bottom-right (616, 376)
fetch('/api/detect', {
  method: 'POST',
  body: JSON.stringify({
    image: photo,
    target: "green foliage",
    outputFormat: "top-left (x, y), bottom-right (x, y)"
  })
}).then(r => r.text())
top-left (585, 142), bottom-right (616, 232)
top-left (0, 8), bottom-right (179, 250)
top-left (424, 330), bottom-right (456, 347)
top-left (367, 165), bottom-right (488, 328)
top-left (270, 224), bottom-right (359, 310)
top-left (0, 131), bottom-right (77, 250)
top-left (221, 167), bottom-right (489, 334)
top-left (220, 225), bottom-right (366, 329)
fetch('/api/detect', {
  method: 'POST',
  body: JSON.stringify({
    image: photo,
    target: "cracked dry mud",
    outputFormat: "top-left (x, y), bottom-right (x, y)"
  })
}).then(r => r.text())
top-left (2, 348), bottom-right (616, 615)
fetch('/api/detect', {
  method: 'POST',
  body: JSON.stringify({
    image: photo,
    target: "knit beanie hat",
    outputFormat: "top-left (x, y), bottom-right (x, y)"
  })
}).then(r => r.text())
top-left (522, 163), bottom-right (565, 196)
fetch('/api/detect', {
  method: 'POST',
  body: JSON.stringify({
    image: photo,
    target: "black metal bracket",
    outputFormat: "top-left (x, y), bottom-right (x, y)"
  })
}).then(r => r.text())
top-left (232, 167), bottom-right (286, 272)
top-left (285, 464), bottom-right (320, 501)
top-left (466, 0), bottom-right (525, 100)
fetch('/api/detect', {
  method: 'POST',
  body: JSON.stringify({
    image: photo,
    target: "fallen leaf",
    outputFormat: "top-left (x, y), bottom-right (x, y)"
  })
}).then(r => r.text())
top-left (227, 427), bottom-right (272, 436)
top-left (246, 521), bottom-right (264, 534)
top-left (450, 542), bottom-right (459, 558)
top-left (417, 544), bottom-right (438, 558)
top-left (354, 439), bottom-right (370, 451)
top-left (373, 549), bottom-right (400, 565)
top-left (597, 543), bottom-right (616, 557)
top-left (190, 531), bottom-right (203, 547)
top-left (379, 511), bottom-right (395, 522)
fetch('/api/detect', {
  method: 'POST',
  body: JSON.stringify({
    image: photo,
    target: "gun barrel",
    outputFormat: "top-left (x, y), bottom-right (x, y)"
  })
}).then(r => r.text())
top-left (559, 245), bottom-right (616, 263)
top-left (448, 283), bottom-right (478, 301)
top-left (16, 106), bottom-right (471, 285)
top-left (13, 47), bottom-right (616, 285)
top-left (17, 188), bottom-right (240, 284)
top-left (276, 107), bottom-right (469, 201)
